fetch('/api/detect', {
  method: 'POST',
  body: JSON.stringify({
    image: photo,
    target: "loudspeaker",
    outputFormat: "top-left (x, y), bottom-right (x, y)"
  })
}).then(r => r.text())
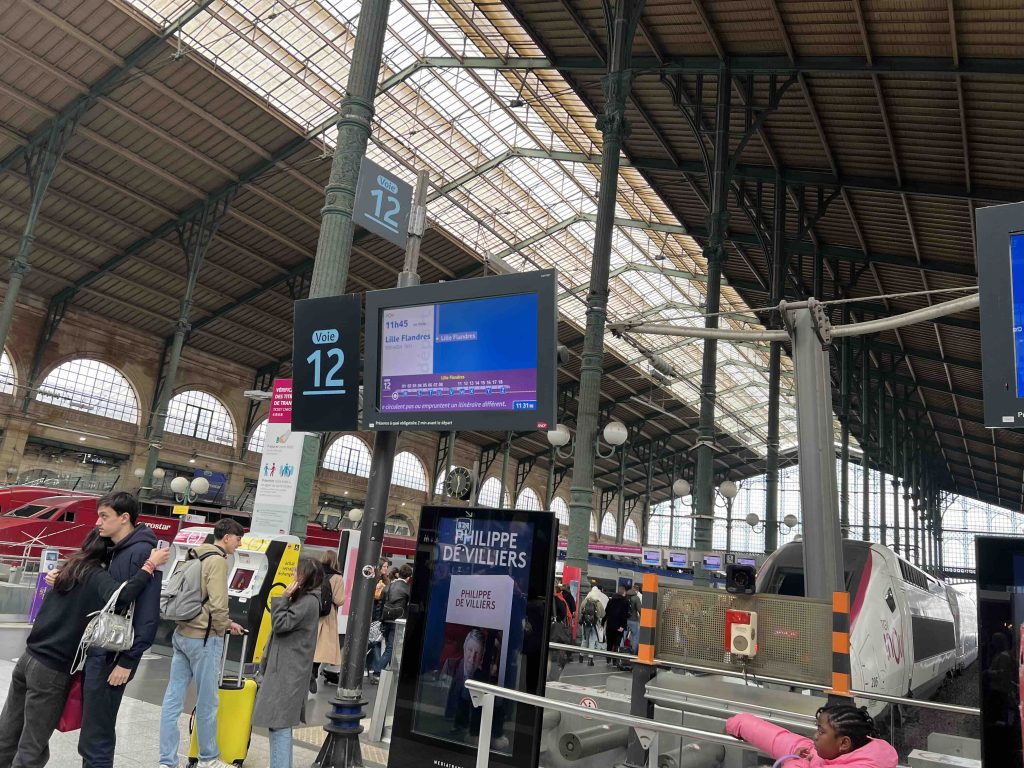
top-left (725, 563), bottom-right (756, 594)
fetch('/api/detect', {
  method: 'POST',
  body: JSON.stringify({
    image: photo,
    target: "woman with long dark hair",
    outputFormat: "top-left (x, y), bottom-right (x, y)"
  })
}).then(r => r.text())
top-left (310, 550), bottom-right (345, 690)
top-left (0, 530), bottom-right (168, 768)
top-left (252, 558), bottom-right (324, 768)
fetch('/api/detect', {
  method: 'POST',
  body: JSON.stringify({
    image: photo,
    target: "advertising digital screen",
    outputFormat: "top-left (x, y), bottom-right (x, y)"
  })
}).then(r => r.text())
top-left (703, 555), bottom-right (722, 569)
top-left (391, 507), bottom-right (556, 768)
top-left (642, 549), bottom-right (662, 567)
top-left (668, 551), bottom-right (688, 568)
top-left (977, 537), bottom-right (1024, 767)
top-left (1013, 234), bottom-right (1024, 397)
top-left (364, 271), bottom-right (557, 432)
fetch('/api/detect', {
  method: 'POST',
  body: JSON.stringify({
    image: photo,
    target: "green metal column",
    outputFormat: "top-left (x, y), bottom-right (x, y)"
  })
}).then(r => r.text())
top-left (877, 381), bottom-right (886, 547)
top-left (140, 197), bottom-right (232, 497)
top-left (0, 117), bottom-right (81, 359)
top-left (565, 0), bottom-right (645, 578)
top-left (861, 338), bottom-right (870, 541)
top-left (839, 324), bottom-right (850, 537)
top-left (500, 433), bottom-right (511, 508)
top-left (692, 66), bottom-right (732, 585)
top-left (764, 179), bottom-right (785, 554)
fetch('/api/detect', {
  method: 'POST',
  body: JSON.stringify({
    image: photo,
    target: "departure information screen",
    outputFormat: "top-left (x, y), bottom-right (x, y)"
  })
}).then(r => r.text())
top-left (377, 293), bottom-right (539, 414)
top-left (1012, 234), bottom-right (1024, 396)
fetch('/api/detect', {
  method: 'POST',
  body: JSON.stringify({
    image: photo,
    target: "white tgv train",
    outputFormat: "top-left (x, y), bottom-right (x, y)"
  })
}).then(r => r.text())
top-left (757, 540), bottom-right (978, 713)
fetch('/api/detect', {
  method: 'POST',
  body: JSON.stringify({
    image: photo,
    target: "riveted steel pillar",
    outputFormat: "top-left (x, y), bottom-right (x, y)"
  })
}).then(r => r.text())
top-left (891, 407), bottom-right (900, 556)
top-left (877, 381), bottom-right (886, 546)
top-left (839, 321), bottom-right (851, 538)
top-left (861, 338), bottom-right (870, 541)
top-left (0, 116), bottom-right (81, 359)
top-left (764, 179), bottom-right (785, 554)
top-left (140, 196), bottom-right (232, 498)
top-left (566, 0), bottom-right (645, 578)
top-left (692, 66), bottom-right (731, 586)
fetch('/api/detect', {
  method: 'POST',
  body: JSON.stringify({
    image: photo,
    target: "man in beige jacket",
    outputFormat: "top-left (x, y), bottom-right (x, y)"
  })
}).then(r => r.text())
top-left (158, 519), bottom-right (245, 768)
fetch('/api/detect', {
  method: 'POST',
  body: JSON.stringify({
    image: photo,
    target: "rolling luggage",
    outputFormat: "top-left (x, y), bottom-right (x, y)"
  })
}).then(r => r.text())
top-left (188, 632), bottom-right (257, 767)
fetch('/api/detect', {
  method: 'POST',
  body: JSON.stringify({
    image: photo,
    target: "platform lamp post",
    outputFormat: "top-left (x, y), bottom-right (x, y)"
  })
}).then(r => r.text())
top-left (170, 475), bottom-right (209, 504)
top-left (717, 479), bottom-right (739, 552)
top-left (671, 478), bottom-right (690, 548)
top-left (134, 466), bottom-right (164, 496)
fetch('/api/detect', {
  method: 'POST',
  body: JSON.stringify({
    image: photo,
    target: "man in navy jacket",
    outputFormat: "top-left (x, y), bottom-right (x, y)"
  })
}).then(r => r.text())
top-left (79, 492), bottom-right (162, 768)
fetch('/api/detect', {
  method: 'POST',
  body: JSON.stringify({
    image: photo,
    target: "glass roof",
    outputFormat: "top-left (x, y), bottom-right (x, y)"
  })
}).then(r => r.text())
top-left (122, 0), bottom-right (811, 455)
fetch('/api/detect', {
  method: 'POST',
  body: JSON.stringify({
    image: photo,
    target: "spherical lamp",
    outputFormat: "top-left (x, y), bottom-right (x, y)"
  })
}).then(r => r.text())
top-left (745, 512), bottom-right (760, 528)
top-left (672, 479), bottom-right (691, 498)
top-left (719, 479), bottom-right (739, 499)
top-left (133, 468), bottom-right (145, 479)
top-left (348, 508), bottom-right (364, 524)
top-left (783, 513), bottom-right (799, 529)
top-left (602, 421), bottom-right (628, 447)
top-left (190, 477), bottom-right (210, 495)
top-left (547, 424), bottom-right (571, 448)
top-left (169, 476), bottom-right (189, 494)
top-left (152, 467), bottom-right (166, 481)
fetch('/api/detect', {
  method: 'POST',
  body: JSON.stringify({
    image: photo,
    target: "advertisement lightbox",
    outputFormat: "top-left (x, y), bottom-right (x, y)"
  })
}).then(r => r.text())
top-left (389, 506), bottom-right (557, 768)
top-left (363, 270), bottom-right (558, 432)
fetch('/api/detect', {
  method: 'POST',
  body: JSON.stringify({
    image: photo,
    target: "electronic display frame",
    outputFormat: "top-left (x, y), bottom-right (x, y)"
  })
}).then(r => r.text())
top-left (975, 536), bottom-right (1024, 767)
top-left (703, 554), bottom-right (722, 569)
top-left (667, 551), bottom-right (688, 568)
top-left (642, 548), bottom-right (662, 567)
top-left (977, 203), bottom-right (1024, 427)
top-left (362, 270), bottom-right (558, 432)
top-left (389, 505), bottom-right (557, 768)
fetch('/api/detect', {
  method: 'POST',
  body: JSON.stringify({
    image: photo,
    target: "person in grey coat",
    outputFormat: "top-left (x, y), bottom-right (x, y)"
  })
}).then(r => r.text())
top-left (252, 558), bottom-right (323, 768)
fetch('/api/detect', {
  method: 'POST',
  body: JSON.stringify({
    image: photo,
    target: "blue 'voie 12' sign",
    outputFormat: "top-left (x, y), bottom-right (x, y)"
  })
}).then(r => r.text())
top-left (352, 156), bottom-right (413, 249)
top-left (291, 294), bottom-right (361, 432)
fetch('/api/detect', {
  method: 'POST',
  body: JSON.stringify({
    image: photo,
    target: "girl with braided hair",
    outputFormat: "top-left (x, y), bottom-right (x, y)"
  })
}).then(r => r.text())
top-left (725, 703), bottom-right (898, 767)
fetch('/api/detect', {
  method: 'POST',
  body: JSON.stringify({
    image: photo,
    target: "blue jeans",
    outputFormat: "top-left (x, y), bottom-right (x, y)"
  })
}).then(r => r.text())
top-left (582, 624), bottom-right (600, 656)
top-left (268, 727), bottom-right (292, 768)
top-left (159, 632), bottom-right (224, 766)
top-left (377, 623), bottom-right (395, 674)
top-left (626, 619), bottom-right (640, 654)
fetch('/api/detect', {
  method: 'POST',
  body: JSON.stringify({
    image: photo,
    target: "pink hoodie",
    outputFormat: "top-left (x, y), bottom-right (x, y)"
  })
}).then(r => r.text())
top-left (725, 713), bottom-right (898, 768)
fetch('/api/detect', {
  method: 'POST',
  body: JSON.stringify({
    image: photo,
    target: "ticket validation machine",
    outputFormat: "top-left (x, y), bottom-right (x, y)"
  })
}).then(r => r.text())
top-left (228, 533), bottom-right (301, 664)
top-left (153, 527), bottom-right (216, 650)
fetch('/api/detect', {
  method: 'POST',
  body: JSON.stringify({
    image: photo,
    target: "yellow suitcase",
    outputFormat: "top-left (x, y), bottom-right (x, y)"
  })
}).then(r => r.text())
top-left (187, 633), bottom-right (257, 766)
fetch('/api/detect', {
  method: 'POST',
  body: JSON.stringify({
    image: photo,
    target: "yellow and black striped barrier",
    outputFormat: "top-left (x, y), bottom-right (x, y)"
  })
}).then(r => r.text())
top-left (830, 590), bottom-right (852, 698)
top-left (638, 573), bottom-right (658, 665)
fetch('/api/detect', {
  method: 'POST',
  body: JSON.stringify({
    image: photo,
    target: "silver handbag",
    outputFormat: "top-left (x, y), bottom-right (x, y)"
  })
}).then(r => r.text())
top-left (73, 582), bottom-right (135, 671)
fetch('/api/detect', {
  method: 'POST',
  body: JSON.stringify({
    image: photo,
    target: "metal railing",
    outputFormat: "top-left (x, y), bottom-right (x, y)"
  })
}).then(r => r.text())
top-left (551, 641), bottom-right (980, 716)
top-left (466, 678), bottom-right (739, 768)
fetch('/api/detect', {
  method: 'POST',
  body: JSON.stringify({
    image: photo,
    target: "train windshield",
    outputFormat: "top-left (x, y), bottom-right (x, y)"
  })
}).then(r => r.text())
top-left (6, 504), bottom-right (47, 518)
top-left (760, 542), bottom-right (870, 596)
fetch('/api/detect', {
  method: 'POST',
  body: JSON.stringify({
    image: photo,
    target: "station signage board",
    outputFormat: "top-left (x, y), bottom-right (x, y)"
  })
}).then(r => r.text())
top-left (353, 156), bottom-right (413, 248)
top-left (291, 294), bottom-right (361, 432)
top-left (389, 506), bottom-right (556, 768)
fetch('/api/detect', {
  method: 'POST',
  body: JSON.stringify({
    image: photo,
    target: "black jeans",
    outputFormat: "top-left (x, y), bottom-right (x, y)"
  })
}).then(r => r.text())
top-left (77, 654), bottom-right (129, 768)
top-left (0, 653), bottom-right (72, 768)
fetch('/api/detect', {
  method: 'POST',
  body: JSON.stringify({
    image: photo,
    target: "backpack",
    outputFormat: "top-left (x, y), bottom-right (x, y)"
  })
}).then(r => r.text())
top-left (318, 577), bottom-right (334, 618)
top-left (159, 550), bottom-right (219, 623)
top-left (581, 600), bottom-right (598, 627)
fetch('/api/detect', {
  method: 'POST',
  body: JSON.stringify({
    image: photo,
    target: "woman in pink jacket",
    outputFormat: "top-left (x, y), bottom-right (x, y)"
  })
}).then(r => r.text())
top-left (725, 704), bottom-right (898, 768)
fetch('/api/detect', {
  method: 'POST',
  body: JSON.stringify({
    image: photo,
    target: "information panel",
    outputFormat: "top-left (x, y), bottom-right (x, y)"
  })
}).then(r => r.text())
top-left (364, 271), bottom-right (557, 432)
top-left (976, 536), bottom-right (1024, 767)
top-left (977, 203), bottom-right (1024, 426)
top-left (389, 506), bottom-right (556, 768)
top-left (291, 294), bottom-right (361, 432)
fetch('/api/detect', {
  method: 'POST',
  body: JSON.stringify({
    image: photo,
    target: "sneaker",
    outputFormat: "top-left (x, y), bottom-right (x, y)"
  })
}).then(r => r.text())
top-left (198, 759), bottom-right (234, 768)
top-left (490, 735), bottom-right (510, 751)
top-left (309, 676), bottom-right (318, 694)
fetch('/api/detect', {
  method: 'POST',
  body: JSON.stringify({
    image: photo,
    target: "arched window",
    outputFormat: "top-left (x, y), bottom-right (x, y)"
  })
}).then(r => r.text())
top-left (623, 519), bottom-right (639, 543)
top-left (323, 435), bottom-right (372, 477)
top-left (392, 451), bottom-right (427, 491)
top-left (385, 515), bottom-right (412, 536)
top-left (590, 514), bottom-right (597, 533)
top-left (166, 390), bottom-right (235, 446)
top-left (601, 513), bottom-right (617, 538)
top-left (516, 488), bottom-right (541, 511)
top-left (37, 358), bottom-right (139, 423)
top-left (247, 419), bottom-right (268, 455)
top-left (0, 350), bottom-right (15, 395)
top-left (478, 477), bottom-right (508, 508)
top-left (551, 496), bottom-right (569, 527)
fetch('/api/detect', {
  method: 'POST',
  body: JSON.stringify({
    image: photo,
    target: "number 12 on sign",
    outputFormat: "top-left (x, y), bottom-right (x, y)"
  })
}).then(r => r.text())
top-left (305, 346), bottom-right (344, 395)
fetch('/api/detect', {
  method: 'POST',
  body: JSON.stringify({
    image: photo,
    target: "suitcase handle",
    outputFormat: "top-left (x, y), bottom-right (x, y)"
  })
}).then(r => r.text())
top-left (219, 630), bottom-right (249, 689)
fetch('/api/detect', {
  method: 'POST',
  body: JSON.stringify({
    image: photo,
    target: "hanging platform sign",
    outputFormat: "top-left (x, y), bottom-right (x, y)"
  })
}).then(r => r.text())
top-left (353, 156), bottom-right (413, 248)
top-left (291, 294), bottom-right (361, 432)
top-left (251, 379), bottom-right (311, 535)
top-left (389, 506), bottom-right (557, 768)
top-left (977, 202), bottom-right (1024, 427)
